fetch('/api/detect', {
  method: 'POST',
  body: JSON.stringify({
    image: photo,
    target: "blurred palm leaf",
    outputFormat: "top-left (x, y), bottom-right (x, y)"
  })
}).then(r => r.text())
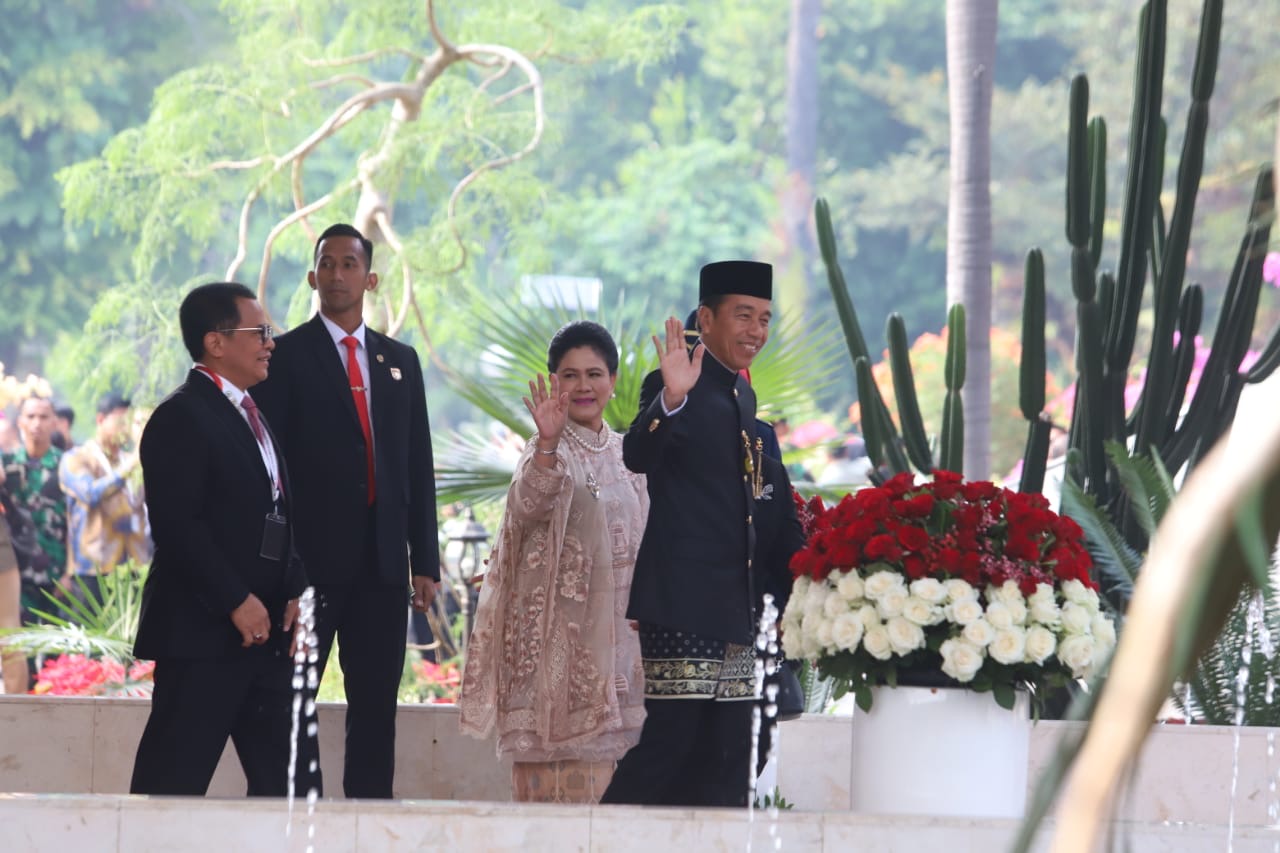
top-left (2, 566), bottom-right (146, 662)
top-left (1017, 419), bottom-right (1280, 851)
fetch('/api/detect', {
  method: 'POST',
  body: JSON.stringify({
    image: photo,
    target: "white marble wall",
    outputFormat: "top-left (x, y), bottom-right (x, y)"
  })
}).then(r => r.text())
top-left (4, 695), bottom-right (1280, 829)
top-left (0, 696), bottom-right (509, 800)
top-left (6, 793), bottom-right (1280, 852)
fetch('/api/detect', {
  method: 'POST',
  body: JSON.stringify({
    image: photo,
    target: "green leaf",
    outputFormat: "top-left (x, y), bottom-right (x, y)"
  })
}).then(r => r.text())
top-left (1060, 474), bottom-right (1139, 610)
top-left (855, 684), bottom-right (874, 713)
top-left (1233, 487), bottom-right (1273, 591)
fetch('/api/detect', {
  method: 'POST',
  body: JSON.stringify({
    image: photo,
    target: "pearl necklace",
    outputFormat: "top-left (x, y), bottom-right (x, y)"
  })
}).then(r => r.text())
top-left (563, 422), bottom-right (611, 454)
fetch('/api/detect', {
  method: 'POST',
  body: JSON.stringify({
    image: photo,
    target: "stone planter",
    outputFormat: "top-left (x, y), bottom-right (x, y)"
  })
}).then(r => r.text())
top-left (849, 684), bottom-right (1030, 818)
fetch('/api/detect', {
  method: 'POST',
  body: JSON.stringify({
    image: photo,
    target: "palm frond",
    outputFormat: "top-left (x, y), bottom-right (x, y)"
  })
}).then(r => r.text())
top-left (1060, 475), bottom-right (1139, 613)
top-left (26, 567), bottom-right (147, 642)
top-left (1180, 582), bottom-right (1280, 726)
top-left (0, 623), bottom-right (134, 662)
top-left (434, 427), bottom-right (522, 506)
top-left (1104, 442), bottom-right (1177, 539)
top-left (748, 315), bottom-right (847, 423)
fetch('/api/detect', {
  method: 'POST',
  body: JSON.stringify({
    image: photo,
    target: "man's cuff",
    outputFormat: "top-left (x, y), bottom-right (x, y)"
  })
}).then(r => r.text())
top-left (660, 389), bottom-right (687, 417)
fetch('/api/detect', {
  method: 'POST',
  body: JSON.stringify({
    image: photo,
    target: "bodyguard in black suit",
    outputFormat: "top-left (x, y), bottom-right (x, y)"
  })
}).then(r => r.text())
top-left (253, 223), bottom-right (440, 799)
top-left (602, 260), bottom-right (777, 807)
top-left (131, 282), bottom-right (309, 796)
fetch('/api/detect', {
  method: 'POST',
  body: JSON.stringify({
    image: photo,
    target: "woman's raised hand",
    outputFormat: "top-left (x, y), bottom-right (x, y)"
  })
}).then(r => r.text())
top-left (655, 315), bottom-right (703, 411)
top-left (523, 372), bottom-right (569, 450)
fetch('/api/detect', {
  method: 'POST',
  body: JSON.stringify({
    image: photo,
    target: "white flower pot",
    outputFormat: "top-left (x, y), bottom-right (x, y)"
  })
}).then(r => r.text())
top-left (849, 684), bottom-right (1030, 818)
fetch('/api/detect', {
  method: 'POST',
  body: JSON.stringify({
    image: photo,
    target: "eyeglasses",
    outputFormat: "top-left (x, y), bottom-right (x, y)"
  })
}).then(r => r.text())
top-left (219, 325), bottom-right (275, 344)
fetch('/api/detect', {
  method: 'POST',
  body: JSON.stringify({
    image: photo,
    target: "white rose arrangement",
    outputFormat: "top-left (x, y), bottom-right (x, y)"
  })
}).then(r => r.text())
top-left (782, 472), bottom-right (1118, 713)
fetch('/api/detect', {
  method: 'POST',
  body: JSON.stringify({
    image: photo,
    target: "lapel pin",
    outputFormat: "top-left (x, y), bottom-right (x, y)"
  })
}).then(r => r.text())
top-left (389, 367), bottom-right (402, 381)
top-left (376, 354), bottom-right (385, 363)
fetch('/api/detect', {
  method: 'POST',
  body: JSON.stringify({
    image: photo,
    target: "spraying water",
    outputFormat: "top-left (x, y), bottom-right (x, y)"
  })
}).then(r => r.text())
top-left (286, 587), bottom-right (321, 853)
top-left (747, 593), bottom-right (783, 852)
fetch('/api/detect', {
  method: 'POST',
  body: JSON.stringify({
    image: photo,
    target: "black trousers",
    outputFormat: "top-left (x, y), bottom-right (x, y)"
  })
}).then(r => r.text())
top-left (600, 697), bottom-right (756, 807)
top-left (308, 575), bottom-right (408, 799)
top-left (130, 650), bottom-right (300, 796)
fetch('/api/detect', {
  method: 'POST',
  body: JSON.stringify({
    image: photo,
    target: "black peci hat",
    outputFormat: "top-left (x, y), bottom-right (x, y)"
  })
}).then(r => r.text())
top-left (698, 260), bottom-right (772, 304)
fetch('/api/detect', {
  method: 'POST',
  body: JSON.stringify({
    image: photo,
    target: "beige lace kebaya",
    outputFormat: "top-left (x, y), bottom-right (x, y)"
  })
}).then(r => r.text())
top-left (459, 420), bottom-right (648, 801)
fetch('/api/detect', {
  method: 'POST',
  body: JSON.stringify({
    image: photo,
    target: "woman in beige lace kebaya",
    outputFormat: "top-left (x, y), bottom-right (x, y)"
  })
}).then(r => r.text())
top-left (459, 321), bottom-right (647, 803)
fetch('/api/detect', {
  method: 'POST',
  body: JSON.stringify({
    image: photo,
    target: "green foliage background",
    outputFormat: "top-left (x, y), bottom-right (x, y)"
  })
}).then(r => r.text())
top-left (1, 0), bottom-right (1275, 443)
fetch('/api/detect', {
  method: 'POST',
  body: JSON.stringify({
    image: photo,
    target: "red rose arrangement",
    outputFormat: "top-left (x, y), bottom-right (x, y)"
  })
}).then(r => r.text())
top-left (782, 471), bottom-right (1115, 712)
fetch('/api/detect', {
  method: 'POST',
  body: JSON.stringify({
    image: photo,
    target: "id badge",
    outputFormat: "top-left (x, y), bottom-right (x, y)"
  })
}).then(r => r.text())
top-left (260, 512), bottom-right (288, 561)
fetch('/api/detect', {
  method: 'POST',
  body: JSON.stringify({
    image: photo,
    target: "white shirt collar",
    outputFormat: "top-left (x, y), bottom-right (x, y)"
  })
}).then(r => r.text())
top-left (319, 312), bottom-right (366, 349)
top-left (193, 363), bottom-right (248, 406)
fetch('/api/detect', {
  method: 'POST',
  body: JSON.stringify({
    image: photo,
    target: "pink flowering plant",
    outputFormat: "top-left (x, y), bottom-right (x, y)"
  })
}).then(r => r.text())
top-left (32, 654), bottom-right (155, 697)
top-left (781, 471), bottom-right (1117, 713)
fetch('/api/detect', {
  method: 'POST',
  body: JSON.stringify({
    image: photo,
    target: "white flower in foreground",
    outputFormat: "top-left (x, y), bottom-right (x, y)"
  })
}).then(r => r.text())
top-left (886, 616), bottom-right (926, 654)
top-left (813, 617), bottom-right (835, 652)
top-left (864, 570), bottom-right (905, 600)
top-left (831, 611), bottom-right (865, 651)
top-left (962, 617), bottom-right (996, 648)
top-left (804, 577), bottom-right (829, 611)
top-left (989, 627), bottom-right (1028, 665)
top-left (792, 574), bottom-right (812, 599)
top-left (782, 627), bottom-right (805, 659)
top-left (781, 602), bottom-right (803, 639)
top-left (1006, 596), bottom-right (1029, 626)
top-left (863, 624), bottom-right (894, 660)
top-left (902, 595), bottom-right (945, 627)
top-left (986, 601), bottom-right (1014, 630)
top-left (948, 596), bottom-right (985, 626)
top-left (1060, 602), bottom-right (1092, 635)
top-left (945, 579), bottom-right (978, 602)
top-left (836, 571), bottom-right (866, 602)
top-left (909, 577), bottom-right (948, 604)
top-left (1057, 633), bottom-right (1097, 678)
top-left (855, 603), bottom-right (880, 630)
top-left (991, 580), bottom-right (1024, 606)
top-left (823, 588), bottom-right (850, 619)
top-left (1062, 579), bottom-right (1093, 607)
top-left (1024, 625), bottom-right (1057, 664)
top-left (1092, 613), bottom-right (1117, 651)
top-left (875, 588), bottom-right (908, 620)
top-left (1027, 584), bottom-right (1061, 627)
top-left (940, 638), bottom-right (985, 682)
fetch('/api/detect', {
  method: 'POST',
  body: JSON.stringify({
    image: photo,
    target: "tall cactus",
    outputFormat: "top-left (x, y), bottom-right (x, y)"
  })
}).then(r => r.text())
top-left (1017, 0), bottom-right (1278, 561)
top-left (1018, 250), bottom-right (1051, 495)
top-left (816, 0), bottom-right (1277, 534)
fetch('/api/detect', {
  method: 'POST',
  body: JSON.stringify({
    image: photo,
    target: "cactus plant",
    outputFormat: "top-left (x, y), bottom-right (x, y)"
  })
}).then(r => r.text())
top-left (816, 0), bottom-right (1277, 565)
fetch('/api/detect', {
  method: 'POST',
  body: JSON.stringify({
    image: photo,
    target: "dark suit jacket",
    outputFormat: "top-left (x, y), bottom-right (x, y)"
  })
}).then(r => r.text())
top-left (754, 454), bottom-right (805, 620)
top-left (622, 355), bottom-right (761, 644)
top-left (253, 314), bottom-right (440, 587)
top-left (133, 371), bottom-right (307, 660)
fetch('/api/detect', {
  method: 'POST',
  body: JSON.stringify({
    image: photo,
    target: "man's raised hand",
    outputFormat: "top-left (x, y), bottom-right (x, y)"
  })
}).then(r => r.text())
top-left (655, 315), bottom-right (703, 411)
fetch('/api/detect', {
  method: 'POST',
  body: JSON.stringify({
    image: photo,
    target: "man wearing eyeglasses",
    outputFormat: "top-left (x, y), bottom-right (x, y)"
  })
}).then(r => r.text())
top-left (253, 223), bottom-right (439, 799)
top-left (130, 282), bottom-right (310, 796)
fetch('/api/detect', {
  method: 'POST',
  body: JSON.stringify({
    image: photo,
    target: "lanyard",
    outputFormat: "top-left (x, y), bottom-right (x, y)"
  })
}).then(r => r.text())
top-left (193, 366), bottom-right (281, 504)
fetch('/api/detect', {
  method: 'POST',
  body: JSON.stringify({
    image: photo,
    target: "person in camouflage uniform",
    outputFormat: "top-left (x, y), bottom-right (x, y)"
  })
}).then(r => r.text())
top-left (2, 396), bottom-right (67, 622)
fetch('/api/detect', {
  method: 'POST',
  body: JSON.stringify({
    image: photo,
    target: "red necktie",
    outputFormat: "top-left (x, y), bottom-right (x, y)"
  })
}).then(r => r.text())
top-left (240, 393), bottom-right (266, 444)
top-left (241, 393), bottom-right (281, 497)
top-left (342, 336), bottom-right (376, 505)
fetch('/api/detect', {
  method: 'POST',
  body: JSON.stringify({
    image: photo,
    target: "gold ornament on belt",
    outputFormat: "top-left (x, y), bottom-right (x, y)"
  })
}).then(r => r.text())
top-left (742, 430), bottom-right (764, 499)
